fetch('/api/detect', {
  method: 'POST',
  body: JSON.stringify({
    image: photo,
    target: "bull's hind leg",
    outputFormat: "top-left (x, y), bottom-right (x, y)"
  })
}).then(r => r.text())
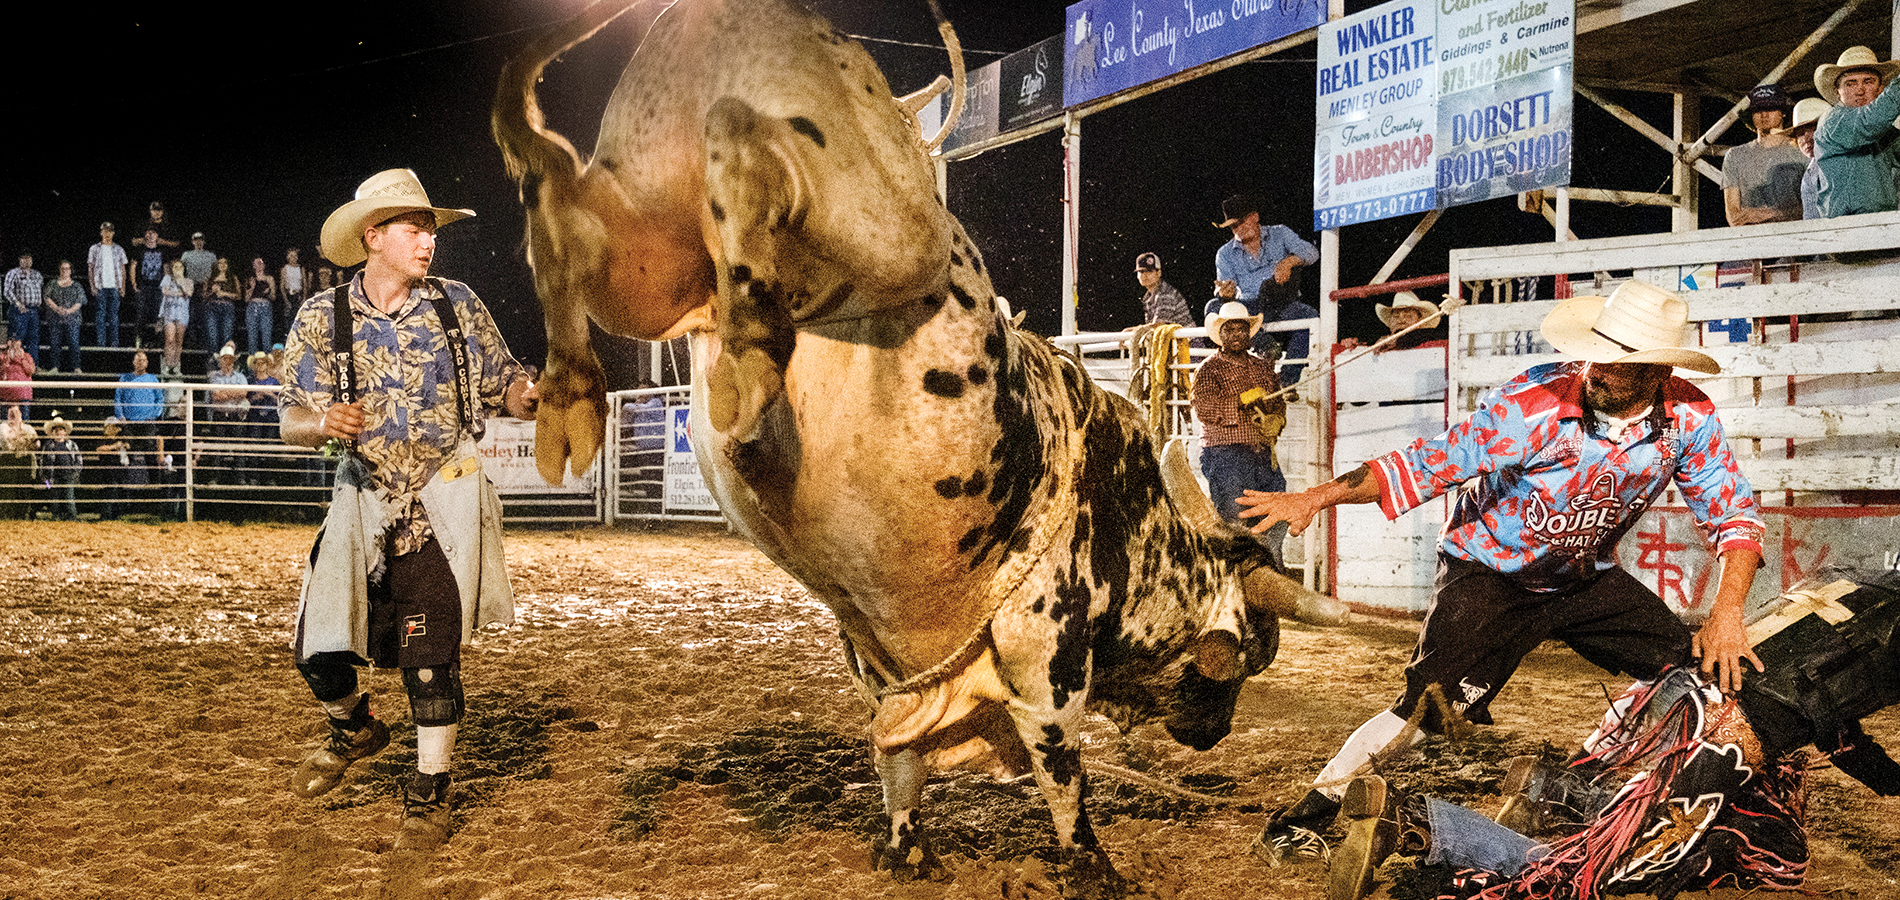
top-left (1008, 703), bottom-right (1128, 898)
top-left (870, 747), bottom-right (940, 880)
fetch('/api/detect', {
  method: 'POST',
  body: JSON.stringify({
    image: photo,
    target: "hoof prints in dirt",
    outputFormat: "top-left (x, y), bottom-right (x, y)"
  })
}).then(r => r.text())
top-left (321, 688), bottom-right (574, 825)
top-left (616, 720), bottom-right (1242, 863)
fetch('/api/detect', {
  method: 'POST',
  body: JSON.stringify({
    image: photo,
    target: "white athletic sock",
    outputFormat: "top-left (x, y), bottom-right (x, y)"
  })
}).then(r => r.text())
top-left (416, 724), bottom-right (457, 775)
top-left (320, 690), bottom-right (368, 721)
top-left (1313, 710), bottom-right (1421, 800)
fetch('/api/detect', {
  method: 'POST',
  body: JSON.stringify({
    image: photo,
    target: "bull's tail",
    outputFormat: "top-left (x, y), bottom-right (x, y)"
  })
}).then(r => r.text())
top-left (491, 0), bottom-right (664, 484)
top-left (491, 0), bottom-right (656, 189)
top-left (922, 0), bottom-right (965, 152)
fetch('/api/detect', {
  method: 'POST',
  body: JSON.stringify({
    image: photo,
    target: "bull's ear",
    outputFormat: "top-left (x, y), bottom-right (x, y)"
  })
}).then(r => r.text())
top-left (1192, 629), bottom-right (1243, 682)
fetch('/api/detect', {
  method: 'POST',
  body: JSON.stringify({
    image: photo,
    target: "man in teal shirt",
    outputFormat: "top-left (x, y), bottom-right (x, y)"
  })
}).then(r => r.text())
top-left (1813, 46), bottom-right (1900, 217)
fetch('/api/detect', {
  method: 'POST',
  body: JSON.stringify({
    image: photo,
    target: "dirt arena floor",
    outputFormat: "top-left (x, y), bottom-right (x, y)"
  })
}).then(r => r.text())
top-left (1, 520), bottom-right (1895, 899)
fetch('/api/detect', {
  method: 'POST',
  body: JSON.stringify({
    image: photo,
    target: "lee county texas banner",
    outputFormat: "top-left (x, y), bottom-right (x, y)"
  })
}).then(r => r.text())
top-left (1064, 0), bottom-right (1325, 108)
top-left (1313, 0), bottom-right (1573, 227)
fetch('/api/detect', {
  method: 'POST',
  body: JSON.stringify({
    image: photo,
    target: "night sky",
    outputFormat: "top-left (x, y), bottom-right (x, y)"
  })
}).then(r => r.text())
top-left (3, 0), bottom-right (1713, 386)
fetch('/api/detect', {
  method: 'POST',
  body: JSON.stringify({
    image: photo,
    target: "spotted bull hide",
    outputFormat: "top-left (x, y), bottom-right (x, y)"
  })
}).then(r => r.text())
top-left (493, 0), bottom-right (1341, 892)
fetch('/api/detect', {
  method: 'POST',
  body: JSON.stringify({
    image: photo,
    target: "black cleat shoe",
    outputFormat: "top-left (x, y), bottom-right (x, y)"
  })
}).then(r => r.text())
top-left (1254, 787), bottom-right (1343, 866)
top-left (289, 695), bottom-right (390, 799)
top-left (394, 771), bottom-right (453, 851)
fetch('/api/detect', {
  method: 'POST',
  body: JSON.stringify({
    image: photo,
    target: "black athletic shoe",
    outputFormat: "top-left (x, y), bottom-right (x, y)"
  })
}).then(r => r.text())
top-left (1253, 787), bottom-right (1343, 866)
top-left (289, 695), bottom-right (391, 798)
top-left (394, 771), bottom-right (453, 851)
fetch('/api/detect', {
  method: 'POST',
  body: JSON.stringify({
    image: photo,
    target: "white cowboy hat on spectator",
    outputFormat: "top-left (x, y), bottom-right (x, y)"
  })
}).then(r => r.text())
top-left (319, 169), bottom-right (474, 267)
top-left (1205, 300), bottom-right (1263, 338)
top-left (1375, 291), bottom-right (1441, 328)
top-left (219, 342), bottom-right (237, 359)
top-left (1540, 281), bottom-right (1720, 375)
top-left (1789, 97), bottom-right (1830, 133)
top-left (1815, 46), bottom-right (1900, 104)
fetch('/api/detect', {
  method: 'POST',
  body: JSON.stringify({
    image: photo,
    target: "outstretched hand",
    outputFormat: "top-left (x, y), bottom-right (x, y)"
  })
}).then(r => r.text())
top-left (1236, 489), bottom-right (1326, 536)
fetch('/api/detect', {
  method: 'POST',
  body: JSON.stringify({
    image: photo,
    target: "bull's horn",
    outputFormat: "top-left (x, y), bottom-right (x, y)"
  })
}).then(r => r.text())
top-left (1160, 440), bottom-right (1224, 534)
top-left (1244, 565), bottom-right (1348, 627)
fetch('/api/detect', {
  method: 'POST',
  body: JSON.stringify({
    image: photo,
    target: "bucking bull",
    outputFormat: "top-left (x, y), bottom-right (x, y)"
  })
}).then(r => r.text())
top-left (492, 0), bottom-right (1344, 892)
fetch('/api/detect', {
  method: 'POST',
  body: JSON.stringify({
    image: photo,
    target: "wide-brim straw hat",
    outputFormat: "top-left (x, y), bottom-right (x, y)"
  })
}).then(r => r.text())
top-left (1789, 96), bottom-right (1831, 132)
top-left (1205, 300), bottom-right (1263, 338)
top-left (1540, 280), bottom-right (1720, 374)
top-left (319, 169), bottom-right (474, 267)
top-left (1376, 291), bottom-right (1441, 328)
top-left (1815, 46), bottom-right (1900, 105)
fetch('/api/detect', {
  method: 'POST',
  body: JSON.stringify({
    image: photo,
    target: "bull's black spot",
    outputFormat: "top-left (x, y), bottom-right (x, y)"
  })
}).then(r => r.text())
top-left (788, 116), bottom-right (826, 148)
top-left (730, 264), bottom-right (752, 283)
top-left (1034, 724), bottom-right (1081, 787)
top-left (921, 293), bottom-right (944, 308)
top-left (865, 84), bottom-right (876, 95)
top-left (957, 526), bottom-right (984, 555)
top-left (922, 370), bottom-right (964, 398)
top-left (984, 332), bottom-right (1006, 359)
top-left (1031, 596), bottom-right (1046, 614)
top-left (963, 470), bottom-right (987, 496)
top-left (934, 477), bottom-right (963, 499)
top-left (710, 201), bottom-right (725, 222)
top-left (966, 364), bottom-right (989, 386)
top-left (948, 282), bottom-right (976, 310)
top-left (599, 158), bottom-right (619, 172)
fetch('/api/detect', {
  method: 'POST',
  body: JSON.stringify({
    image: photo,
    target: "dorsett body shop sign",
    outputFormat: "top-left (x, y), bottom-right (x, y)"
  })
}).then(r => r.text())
top-left (1314, 0), bottom-right (1572, 228)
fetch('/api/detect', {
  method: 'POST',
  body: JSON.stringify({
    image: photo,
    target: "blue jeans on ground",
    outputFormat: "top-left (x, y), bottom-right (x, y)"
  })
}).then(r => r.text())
top-left (47, 314), bottom-right (81, 371)
top-left (94, 288), bottom-right (122, 347)
top-left (245, 301), bottom-right (273, 356)
top-left (205, 301), bottom-right (235, 357)
top-left (9, 307), bottom-right (38, 366)
top-left (1424, 797), bottom-right (1546, 876)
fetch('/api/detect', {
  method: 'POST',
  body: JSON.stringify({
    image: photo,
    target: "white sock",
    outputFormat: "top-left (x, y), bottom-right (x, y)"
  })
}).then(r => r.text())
top-left (1314, 710), bottom-right (1422, 800)
top-left (416, 724), bottom-right (457, 775)
top-left (320, 691), bottom-right (367, 721)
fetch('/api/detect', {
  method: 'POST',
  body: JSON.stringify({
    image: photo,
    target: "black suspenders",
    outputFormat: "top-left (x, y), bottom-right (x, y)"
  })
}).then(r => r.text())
top-left (331, 277), bottom-right (479, 439)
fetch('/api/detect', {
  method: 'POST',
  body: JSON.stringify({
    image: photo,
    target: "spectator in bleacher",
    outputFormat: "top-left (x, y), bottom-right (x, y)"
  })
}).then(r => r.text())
top-left (1133, 252), bottom-right (1193, 327)
top-left (1211, 194), bottom-right (1319, 308)
top-left (1722, 85), bottom-right (1807, 226)
top-left (0, 404), bottom-right (35, 519)
top-left (42, 262), bottom-right (85, 374)
top-left (278, 249), bottom-right (306, 345)
top-left (87, 222), bottom-right (131, 348)
top-left (1813, 46), bottom-right (1900, 217)
top-left (1787, 97), bottom-right (1829, 220)
top-left (204, 257), bottom-right (240, 357)
top-left (158, 259), bottom-right (193, 377)
top-left (180, 233), bottom-right (216, 361)
top-left (95, 416), bottom-right (134, 519)
top-left (247, 352), bottom-right (282, 485)
top-left (130, 228), bottom-right (167, 341)
top-left (139, 201), bottom-right (181, 254)
top-left (205, 343), bottom-right (249, 484)
top-left (0, 337), bottom-right (33, 417)
top-left (5, 252), bottom-right (42, 368)
top-left (245, 257), bottom-right (277, 356)
top-left (37, 414), bottom-right (82, 521)
top-left (114, 350), bottom-right (163, 497)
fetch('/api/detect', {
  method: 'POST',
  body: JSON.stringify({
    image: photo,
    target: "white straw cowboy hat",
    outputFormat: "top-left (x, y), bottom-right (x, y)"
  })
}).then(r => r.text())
top-left (1376, 291), bottom-right (1441, 329)
top-left (1815, 46), bottom-right (1900, 105)
top-left (1540, 281), bottom-right (1720, 375)
top-left (1205, 300), bottom-right (1263, 338)
top-left (1789, 96), bottom-right (1830, 133)
top-left (319, 169), bottom-right (474, 267)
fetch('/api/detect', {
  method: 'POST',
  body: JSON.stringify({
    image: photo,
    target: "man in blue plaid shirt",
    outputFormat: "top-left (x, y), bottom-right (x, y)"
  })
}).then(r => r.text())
top-left (4, 252), bottom-right (42, 368)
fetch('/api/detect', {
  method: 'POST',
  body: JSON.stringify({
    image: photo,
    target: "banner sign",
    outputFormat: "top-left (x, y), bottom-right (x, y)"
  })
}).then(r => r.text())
top-left (1432, 0), bottom-right (1573, 208)
top-left (1064, 0), bottom-right (1325, 108)
top-left (1313, 0), bottom-right (1438, 229)
top-left (664, 405), bottom-right (719, 512)
top-left (1311, 0), bottom-right (1573, 225)
top-left (478, 417), bottom-right (597, 493)
top-left (1001, 35), bottom-right (1066, 132)
top-left (935, 57), bottom-right (1003, 155)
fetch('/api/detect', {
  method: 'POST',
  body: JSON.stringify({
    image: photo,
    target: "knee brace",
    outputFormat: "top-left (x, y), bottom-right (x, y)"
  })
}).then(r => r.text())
top-left (297, 653), bottom-right (361, 703)
top-left (403, 665), bottom-right (465, 727)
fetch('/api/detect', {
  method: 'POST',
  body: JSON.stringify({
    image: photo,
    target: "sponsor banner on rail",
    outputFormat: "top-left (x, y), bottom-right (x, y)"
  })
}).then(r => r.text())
top-left (1432, 0), bottom-right (1573, 207)
top-left (1062, 0), bottom-right (1324, 108)
top-left (930, 56), bottom-right (1002, 155)
top-left (1313, 0), bottom-right (1438, 229)
top-left (665, 405), bottom-right (719, 512)
top-left (478, 417), bottom-right (597, 493)
top-left (930, 34), bottom-right (1067, 155)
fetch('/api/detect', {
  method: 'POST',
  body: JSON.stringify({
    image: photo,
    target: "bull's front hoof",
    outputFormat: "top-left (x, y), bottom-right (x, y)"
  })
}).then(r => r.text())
top-left (1053, 848), bottom-right (1129, 899)
top-left (871, 839), bottom-right (941, 882)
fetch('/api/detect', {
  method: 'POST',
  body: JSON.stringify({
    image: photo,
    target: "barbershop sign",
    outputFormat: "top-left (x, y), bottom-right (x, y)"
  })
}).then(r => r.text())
top-left (1313, 0), bottom-right (1573, 228)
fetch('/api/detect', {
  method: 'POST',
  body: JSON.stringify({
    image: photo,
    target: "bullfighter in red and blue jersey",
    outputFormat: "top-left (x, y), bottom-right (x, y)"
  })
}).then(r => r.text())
top-left (1240, 281), bottom-right (1767, 863)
